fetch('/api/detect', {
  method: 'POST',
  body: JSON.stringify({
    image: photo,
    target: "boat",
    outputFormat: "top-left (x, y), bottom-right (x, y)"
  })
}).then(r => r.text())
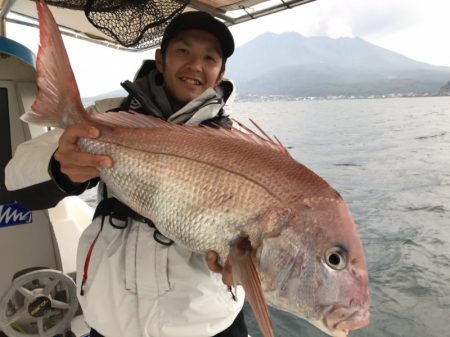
top-left (0, 1), bottom-right (315, 336)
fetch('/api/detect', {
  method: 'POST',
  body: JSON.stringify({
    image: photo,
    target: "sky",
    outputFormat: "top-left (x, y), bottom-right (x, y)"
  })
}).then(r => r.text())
top-left (5, 0), bottom-right (450, 97)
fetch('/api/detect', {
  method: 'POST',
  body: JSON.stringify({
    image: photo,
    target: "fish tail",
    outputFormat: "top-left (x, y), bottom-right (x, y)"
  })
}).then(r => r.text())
top-left (22, 0), bottom-right (87, 128)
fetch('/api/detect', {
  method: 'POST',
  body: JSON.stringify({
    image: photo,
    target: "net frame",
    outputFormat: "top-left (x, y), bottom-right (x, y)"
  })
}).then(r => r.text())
top-left (44, 0), bottom-right (189, 49)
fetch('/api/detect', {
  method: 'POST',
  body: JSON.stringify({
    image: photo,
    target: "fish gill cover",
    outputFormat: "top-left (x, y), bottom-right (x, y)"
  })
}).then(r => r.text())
top-left (37, 0), bottom-right (189, 48)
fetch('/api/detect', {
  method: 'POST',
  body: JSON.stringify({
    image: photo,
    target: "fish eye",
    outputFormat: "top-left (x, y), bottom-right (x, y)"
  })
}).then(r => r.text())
top-left (324, 246), bottom-right (347, 270)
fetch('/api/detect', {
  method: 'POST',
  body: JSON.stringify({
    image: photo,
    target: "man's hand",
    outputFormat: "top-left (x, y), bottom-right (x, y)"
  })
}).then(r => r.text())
top-left (206, 251), bottom-right (233, 286)
top-left (54, 124), bottom-right (112, 183)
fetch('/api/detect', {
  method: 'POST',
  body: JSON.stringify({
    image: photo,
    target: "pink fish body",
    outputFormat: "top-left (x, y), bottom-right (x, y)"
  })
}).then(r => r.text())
top-left (23, 1), bottom-right (370, 336)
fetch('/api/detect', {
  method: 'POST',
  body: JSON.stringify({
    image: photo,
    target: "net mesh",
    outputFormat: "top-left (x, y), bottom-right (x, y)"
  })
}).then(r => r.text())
top-left (44, 0), bottom-right (189, 49)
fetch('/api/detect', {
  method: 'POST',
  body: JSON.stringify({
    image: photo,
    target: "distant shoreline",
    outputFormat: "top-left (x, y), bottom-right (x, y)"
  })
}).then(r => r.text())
top-left (82, 92), bottom-right (450, 107)
top-left (235, 93), bottom-right (450, 102)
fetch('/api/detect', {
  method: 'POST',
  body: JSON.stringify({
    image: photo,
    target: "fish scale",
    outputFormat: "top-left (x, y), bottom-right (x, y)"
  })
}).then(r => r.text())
top-left (98, 126), bottom-right (338, 203)
top-left (82, 137), bottom-right (279, 258)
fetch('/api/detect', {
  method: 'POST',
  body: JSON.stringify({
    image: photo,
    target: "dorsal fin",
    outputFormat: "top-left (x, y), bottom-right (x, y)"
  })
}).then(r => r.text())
top-left (232, 118), bottom-right (290, 155)
top-left (91, 111), bottom-right (291, 156)
top-left (88, 110), bottom-right (167, 128)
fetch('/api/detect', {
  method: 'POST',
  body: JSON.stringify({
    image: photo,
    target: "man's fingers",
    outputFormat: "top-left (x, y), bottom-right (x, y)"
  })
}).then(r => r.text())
top-left (206, 251), bottom-right (234, 286)
top-left (221, 257), bottom-right (234, 286)
top-left (55, 150), bottom-right (112, 169)
top-left (53, 123), bottom-right (112, 183)
top-left (206, 251), bottom-right (223, 273)
top-left (60, 124), bottom-right (100, 146)
top-left (56, 151), bottom-right (112, 182)
top-left (60, 166), bottom-right (101, 183)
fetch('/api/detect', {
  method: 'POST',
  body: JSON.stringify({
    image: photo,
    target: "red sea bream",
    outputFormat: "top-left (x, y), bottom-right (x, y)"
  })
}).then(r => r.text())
top-left (22, 1), bottom-right (370, 336)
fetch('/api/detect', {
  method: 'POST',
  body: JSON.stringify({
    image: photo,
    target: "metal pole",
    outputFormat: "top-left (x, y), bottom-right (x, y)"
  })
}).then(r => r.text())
top-left (0, 0), bottom-right (16, 37)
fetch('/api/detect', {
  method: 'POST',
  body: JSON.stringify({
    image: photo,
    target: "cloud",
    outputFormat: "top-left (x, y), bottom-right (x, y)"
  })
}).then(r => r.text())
top-left (325, 18), bottom-right (354, 39)
top-left (300, 0), bottom-right (422, 39)
top-left (232, 0), bottom-right (423, 44)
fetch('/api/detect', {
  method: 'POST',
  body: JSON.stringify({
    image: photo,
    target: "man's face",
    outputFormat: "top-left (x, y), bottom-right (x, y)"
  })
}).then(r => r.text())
top-left (156, 29), bottom-right (225, 106)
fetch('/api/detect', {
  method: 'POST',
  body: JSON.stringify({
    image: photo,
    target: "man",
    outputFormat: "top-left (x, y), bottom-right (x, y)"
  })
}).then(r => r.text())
top-left (5, 11), bottom-right (247, 337)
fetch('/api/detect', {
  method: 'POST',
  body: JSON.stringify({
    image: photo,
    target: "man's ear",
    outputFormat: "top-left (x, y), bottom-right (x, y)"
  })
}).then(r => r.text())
top-left (215, 70), bottom-right (225, 87)
top-left (155, 49), bottom-right (164, 73)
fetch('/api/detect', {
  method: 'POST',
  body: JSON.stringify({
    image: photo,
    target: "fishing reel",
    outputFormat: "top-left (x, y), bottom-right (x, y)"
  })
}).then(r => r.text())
top-left (0, 268), bottom-right (78, 337)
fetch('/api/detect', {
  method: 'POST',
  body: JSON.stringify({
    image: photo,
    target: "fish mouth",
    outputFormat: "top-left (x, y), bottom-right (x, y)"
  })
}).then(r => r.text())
top-left (323, 302), bottom-right (370, 336)
top-left (335, 308), bottom-right (370, 331)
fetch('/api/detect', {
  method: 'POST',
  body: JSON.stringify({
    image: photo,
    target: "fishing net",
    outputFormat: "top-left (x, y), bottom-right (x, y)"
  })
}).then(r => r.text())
top-left (44, 0), bottom-right (189, 49)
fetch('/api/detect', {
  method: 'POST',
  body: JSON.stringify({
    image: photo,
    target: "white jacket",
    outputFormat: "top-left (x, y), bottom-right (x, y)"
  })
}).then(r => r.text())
top-left (5, 86), bottom-right (246, 337)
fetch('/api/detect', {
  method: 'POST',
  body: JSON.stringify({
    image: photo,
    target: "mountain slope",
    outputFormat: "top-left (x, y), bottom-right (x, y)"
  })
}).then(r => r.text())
top-left (226, 32), bottom-right (450, 97)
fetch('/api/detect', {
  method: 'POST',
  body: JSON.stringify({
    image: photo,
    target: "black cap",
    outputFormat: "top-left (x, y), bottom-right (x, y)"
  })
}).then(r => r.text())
top-left (161, 11), bottom-right (235, 59)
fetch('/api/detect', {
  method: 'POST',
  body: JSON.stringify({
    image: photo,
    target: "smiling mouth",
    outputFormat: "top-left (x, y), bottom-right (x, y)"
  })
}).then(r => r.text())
top-left (180, 76), bottom-right (202, 85)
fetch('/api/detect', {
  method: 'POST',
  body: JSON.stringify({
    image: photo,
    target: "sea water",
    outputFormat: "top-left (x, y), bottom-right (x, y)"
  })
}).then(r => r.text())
top-left (233, 97), bottom-right (450, 337)
top-left (80, 96), bottom-right (450, 337)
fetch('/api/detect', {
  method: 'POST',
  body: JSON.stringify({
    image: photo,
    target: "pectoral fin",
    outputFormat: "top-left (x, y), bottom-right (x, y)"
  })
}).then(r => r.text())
top-left (230, 237), bottom-right (274, 337)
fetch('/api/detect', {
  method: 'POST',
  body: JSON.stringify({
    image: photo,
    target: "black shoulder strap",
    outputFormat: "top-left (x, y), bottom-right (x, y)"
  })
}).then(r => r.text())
top-left (93, 189), bottom-right (174, 246)
top-left (93, 197), bottom-right (129, 220)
